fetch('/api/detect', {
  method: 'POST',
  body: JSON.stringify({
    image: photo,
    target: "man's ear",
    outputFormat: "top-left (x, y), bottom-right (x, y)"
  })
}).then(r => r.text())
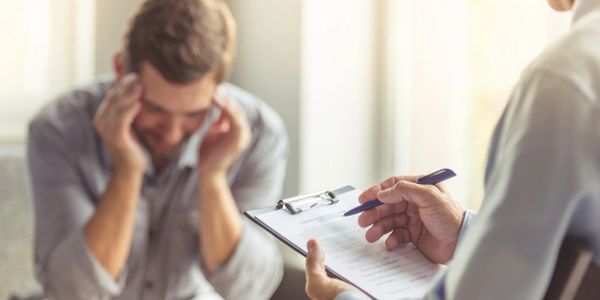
top-left (113, 52), bottom-right (126, 80)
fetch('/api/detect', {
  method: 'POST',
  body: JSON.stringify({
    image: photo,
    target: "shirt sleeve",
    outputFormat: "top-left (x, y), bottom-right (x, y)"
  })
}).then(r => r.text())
top-left (428, 70), bottom-right (596, 299)
top-left (333, 290), bottom-right (371, 300)
top-left (457, 210), bottom-right (477, 245)
top-left (27, 114), bottom-right (125, 300)
top-left (206, 101), bottom-right (288, 300)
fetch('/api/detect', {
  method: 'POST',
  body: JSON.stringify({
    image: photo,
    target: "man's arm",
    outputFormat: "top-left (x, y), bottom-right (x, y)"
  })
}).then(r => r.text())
top-left (85, 74), bottom-right (146, 279)
top-left (198, 174), bottom-right (243, 272)
top-left (29, 74), bottom-right (146, 300)
top-left (196, 92), bottom-right (286, 299)
top-left (29, 119), bottom-right (123, 300)
top-left (83, 168), bottom-right (142, 278)
top-left (430, 70), bottom-right (594, 299)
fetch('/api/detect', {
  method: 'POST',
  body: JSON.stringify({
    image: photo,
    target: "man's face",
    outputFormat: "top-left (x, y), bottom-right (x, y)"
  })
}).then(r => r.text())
top-left (133, 62), bottom-right (217, 160)
top-left (546, 0), bottom-right (574, 11)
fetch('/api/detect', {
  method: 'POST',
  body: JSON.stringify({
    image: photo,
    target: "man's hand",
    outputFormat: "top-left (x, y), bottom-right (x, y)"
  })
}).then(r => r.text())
top-left (93, 73), bottom-right (145, 174)
top-left (358, 176), bottom-right (465, 264)
top-left (198, 89), bottom-right (252, 176)
top-left (196, 89), bottom-right (249, 273)
top-left (305, 239), bottom-right (356, 300)
top-left (86, 74), bottom-right (146, 278)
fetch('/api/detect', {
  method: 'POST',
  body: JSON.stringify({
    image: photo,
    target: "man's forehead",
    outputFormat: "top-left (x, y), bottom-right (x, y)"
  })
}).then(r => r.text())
top-left (141, 93), bottom-right (213, 114)
top-left (138, 63), bottom-right (218, 113)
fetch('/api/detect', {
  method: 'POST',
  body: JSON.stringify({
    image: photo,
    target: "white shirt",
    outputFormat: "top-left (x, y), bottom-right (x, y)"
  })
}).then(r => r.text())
top-left (434, 1), bottom-right (600, 298)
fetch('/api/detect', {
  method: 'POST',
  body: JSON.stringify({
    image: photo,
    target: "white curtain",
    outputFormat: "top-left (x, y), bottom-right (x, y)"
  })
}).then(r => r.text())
top-left (0, 0), bottom-right (95, 142)
top-left (384, 0), bottom-right (570, 208)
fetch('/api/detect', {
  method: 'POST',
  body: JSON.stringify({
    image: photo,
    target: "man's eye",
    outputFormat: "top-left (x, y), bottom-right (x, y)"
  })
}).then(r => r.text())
top-left (186, 112), bottom-right (204, 119)
top-left (145, 104), bottom-right (162, 114)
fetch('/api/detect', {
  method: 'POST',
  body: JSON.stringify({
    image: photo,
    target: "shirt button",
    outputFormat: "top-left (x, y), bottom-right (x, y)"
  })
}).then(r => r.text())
top-left (145, 280), bottom-right (154, 289)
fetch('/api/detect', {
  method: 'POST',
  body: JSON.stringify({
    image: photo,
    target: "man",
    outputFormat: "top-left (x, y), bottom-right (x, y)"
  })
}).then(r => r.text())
top-left (305, 0), bottom-right (600, 299)
top-left (27, 0), bottom-right (287, 299)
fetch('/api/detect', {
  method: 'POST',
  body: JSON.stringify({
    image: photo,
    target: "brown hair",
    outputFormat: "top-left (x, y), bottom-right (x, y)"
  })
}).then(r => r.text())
top-left (123, 0), bottom-right (236, 84)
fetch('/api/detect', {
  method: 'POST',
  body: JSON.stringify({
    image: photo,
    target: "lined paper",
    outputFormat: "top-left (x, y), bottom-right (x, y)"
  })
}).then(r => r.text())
top-left (256, 189), bottom-right (444, 299)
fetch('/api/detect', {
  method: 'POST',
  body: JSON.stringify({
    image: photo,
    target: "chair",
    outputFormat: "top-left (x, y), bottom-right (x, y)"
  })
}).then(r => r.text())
top-left (544, 236), bottom-right (600, 300)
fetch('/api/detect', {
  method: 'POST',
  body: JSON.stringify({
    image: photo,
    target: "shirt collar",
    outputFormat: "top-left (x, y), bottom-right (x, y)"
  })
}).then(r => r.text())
top-left (176, 104), bottom-right (221, 169)
top-left (572, 0), bottom-right (600, 24)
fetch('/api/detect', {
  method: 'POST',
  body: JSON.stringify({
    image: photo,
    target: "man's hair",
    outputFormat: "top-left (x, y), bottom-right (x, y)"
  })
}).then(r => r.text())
top-left (122, 0), bottom-right (236, 84)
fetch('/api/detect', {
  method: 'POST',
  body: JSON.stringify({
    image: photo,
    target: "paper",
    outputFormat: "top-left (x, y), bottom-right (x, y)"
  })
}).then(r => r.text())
top-left (256, 189), bottom-right (444, 299)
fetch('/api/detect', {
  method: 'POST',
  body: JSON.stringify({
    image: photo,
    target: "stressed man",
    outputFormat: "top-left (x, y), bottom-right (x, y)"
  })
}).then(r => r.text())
top-left (27, 0), bottom-right (287, 299)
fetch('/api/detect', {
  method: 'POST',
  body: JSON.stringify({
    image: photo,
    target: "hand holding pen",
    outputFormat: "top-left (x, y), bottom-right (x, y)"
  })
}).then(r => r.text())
top-left (344, 169), bottom-right (456, 216)
top-left (350, 168), bottom-right (466, 264)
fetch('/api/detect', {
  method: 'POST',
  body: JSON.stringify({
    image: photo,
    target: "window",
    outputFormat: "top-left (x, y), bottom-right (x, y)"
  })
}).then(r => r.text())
top-left (0, 0), bottom-right (95, 142)
top-left (384, 0), bottom-right (570, 208)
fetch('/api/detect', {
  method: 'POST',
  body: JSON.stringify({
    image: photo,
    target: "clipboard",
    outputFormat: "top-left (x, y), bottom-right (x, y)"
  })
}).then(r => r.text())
top-left (244, 186), bottom-right (373, 296)
top-left (244, 186), bottom-right (443, 299)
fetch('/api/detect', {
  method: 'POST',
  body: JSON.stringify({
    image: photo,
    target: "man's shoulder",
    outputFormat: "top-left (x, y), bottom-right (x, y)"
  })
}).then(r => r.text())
top-left (525, 15), bottom-right (600, 106)
top-left (29, 79), bottom-right (112, 142)
top-left (222, 83), bottom-right (287, 138)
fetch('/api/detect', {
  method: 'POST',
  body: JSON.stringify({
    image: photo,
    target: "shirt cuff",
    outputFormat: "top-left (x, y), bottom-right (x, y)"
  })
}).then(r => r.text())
top-left (457, 209), bottom-right (477, 246)
top-left (424, 268), bottom-right (448, 300)
top-left (206, 222), bottom-right (283, 299)
top-left (333, 290), bottom-right (371, 300)
top-left (45, 229), bottom-right (125, 299)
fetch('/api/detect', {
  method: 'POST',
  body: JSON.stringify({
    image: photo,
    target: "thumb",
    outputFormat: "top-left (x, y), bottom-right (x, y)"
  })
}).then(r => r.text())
top-left (377, 180), bottom-right (437, 208)
top-left (306, 239), bottom-right (327, 278)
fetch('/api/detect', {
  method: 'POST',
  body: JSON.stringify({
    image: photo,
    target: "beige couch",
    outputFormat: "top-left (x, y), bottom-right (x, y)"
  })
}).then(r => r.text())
top-left (0, 148), bottom-right (38, 299)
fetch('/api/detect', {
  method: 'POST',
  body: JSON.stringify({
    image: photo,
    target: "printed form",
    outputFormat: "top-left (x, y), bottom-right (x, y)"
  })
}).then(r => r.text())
top-left (257, 189), bottom-right (444, 299)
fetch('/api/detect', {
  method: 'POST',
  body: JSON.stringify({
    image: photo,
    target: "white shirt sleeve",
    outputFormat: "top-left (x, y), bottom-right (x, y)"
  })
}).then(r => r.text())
top-left (435, 69), bottom-right (597, 299)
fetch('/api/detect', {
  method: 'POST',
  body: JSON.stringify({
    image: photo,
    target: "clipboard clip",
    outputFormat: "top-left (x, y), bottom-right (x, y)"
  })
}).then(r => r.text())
top-left (277, 191), bottom-right (339, 215)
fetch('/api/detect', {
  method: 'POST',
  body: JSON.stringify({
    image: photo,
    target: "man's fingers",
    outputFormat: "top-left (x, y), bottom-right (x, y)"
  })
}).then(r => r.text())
top-left (216, 93), bottom-right (245, 129)
top-left (357, 204), bottom-right (393, 227)
top-left (306, 239), bottom-right (327, 279)
top-left (358, 184), bottom-right (383, 204)
top-left (377, 180), bottom-right (441, 208)
top-left (211, 92), bottom-right (251, 148)
top-left (114, 73), bottom-right (137, 97)
top-left (385, 228), bottom-right (411, 250)
top-left (358, 177), bottom-right (398, 204)
top-left (364, 214), bottom-right (408, 243)
top-left (122, 73), bottom-right (141, 97)
top-left (112, 74), bottom-right (141, 110)
top-left (358, 176), bottom-right (420, 204)
top-left (357, 202), bottom-right (407, 228)
top-left (207, 112), bottom-right (230, 135)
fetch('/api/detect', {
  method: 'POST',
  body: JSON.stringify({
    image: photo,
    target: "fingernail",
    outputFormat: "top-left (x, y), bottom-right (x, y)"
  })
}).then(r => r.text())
top-left (131, 82), bottom-right (141, 94)
top-left (124, 73), bottom-right (138, 84)
top-left (307, 240), bottom-right (315, 251)
top-left (123, 73), bottom-right (133, 83)
top-left (377, 189), bottom-right (388, 198)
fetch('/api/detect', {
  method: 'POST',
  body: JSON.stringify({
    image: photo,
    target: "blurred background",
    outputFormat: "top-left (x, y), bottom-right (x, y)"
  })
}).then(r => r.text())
top-left (0, 0), bottom-right (570, 298)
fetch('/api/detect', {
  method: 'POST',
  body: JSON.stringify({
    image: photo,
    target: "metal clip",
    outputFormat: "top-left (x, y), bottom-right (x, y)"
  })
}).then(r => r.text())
top-left (277, 191), bottom-right (339, 215)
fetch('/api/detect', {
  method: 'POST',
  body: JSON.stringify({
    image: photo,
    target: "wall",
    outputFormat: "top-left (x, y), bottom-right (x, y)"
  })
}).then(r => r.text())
top-left (224, 0), bottom-right (302, 198)
top-left (300, 0), bottom-right (380, 193)
top-left (94, 0), bottom-right (141, 75)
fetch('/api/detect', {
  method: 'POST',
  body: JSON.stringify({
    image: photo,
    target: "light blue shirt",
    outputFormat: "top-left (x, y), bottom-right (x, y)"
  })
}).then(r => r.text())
top-left (337, 1), bottom-right (600, 299)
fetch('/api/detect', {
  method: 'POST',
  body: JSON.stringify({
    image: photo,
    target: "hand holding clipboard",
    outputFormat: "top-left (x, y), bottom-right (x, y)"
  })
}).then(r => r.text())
top-left (244, 168), bottom-right (460, 299)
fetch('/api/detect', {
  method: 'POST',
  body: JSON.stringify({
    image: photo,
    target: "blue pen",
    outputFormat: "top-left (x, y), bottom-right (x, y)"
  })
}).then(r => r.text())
top-left (343, 168), bottom-right (456, 217)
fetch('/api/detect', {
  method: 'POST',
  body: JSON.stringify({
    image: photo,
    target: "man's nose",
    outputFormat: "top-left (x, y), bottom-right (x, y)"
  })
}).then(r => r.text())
top-left (160, 115), bottom-right (184, 144)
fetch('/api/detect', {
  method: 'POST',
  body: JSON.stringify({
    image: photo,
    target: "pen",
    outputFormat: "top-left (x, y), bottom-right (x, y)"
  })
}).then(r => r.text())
top-left (343, 168), bottom-right (456, 217)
